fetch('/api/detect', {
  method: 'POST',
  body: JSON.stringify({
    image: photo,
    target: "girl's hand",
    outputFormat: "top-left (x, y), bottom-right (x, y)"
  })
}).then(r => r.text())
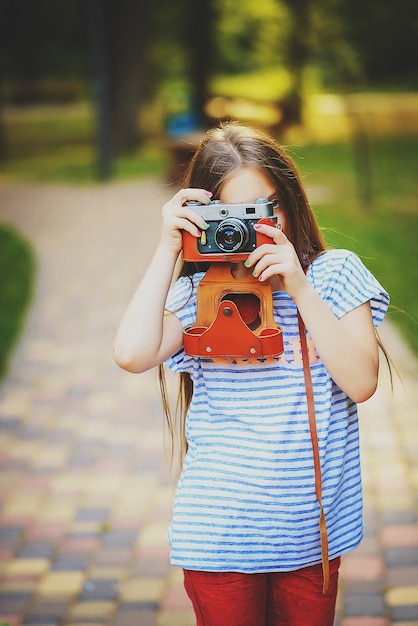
top-left (245, 223), bottom-right (308, 300)
top-left (160, 188), bottom-right (212, 254)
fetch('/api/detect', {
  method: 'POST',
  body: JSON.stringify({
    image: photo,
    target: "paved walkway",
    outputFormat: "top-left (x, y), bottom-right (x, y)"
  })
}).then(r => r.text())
top-left (0, 179), bottom-right (417, 626)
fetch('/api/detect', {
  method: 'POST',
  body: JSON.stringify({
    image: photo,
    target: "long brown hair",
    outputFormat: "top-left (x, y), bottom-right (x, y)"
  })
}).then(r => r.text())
top-left (159, 121), bottom-right (328, 471)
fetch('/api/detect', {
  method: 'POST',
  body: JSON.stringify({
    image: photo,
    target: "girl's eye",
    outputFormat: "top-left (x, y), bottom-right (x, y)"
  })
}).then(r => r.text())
top-left (271, 198), bottom-right (281, 209)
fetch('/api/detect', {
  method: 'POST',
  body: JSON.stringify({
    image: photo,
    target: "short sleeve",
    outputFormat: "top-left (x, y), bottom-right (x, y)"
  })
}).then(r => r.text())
top-left (310, 250), bottom-right (389, 327)
top-left (164, 272), bottom-right (204, 374)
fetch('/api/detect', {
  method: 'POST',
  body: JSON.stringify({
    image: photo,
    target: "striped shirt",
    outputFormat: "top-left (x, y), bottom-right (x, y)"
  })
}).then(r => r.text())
top-left (164, 249), bottom-right (389, 572)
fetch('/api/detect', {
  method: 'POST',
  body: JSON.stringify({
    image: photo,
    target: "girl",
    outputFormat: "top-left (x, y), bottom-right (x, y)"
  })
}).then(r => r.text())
top-left (113, 122), bottom-right (389, 626)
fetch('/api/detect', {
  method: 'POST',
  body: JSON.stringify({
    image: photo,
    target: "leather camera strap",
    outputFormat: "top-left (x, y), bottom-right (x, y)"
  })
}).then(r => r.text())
top-left (297, 312), bottom-right (330, 594)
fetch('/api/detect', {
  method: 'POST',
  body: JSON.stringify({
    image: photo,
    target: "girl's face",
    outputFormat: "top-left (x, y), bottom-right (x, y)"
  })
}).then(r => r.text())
top-left (219, 166), bottom-right (288, 236)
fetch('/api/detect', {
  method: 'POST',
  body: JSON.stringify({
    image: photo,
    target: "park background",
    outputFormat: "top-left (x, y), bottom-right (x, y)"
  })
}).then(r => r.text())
top-left (0, 2), bottom-right (418, 625)
top-left (0, 0), bottom-right (417, 376)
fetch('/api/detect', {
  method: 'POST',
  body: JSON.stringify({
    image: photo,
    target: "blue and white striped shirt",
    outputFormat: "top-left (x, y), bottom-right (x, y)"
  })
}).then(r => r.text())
top-left (164, 249), bottom-right (389, 572)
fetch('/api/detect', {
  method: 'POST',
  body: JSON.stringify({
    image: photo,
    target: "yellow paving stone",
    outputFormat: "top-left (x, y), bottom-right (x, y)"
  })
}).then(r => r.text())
top-left (8, 441), bottom-right (42, 463)
top-left (32, 446), bottom-right (70, 468)
top-left (3, 493), bottom-right (45, 516)
top-left (6, 559), bottom-right (50, 576)
top-left (50, 474), bottom-right (88, 493)
top-left (0, 389), bottom-right (32, 415)
top-left (376, 492), bottom-right (414, 510)
top-left (82, 475), bottom-right (124, 495)
top-left (39, 501), bottom-right (77, 522)
top-left (0, 470), bottom-right (23, 488)
top-left (386, 586), bottom-right (418, 606)
top-left (410, 468), bottom-right (418, 489)
top-left (69, 602), bottom-right (116, 621)
top-left (136, 522), bottom-right (169, 548)
top-left (119, 577), bottom-right (165, 603)
top-left (37, 571), bottom-right (85, 597)
top-left (0, 433), bottom-right (15, 451)
top-left (86, 392), bottom-right (118, 413)
top-left (157, 610), bottom-right (196, 626)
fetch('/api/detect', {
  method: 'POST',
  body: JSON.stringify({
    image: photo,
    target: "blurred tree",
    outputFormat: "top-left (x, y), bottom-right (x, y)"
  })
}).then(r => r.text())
top-left (100, 0), bottom-right (151, 153)
top-left (276, 0), bottom-right (313, 130)
top-left (185, 0), bottom-right (218, 127)
top-left (1, 0), bottom-right (417, 163)
top-left (340, 0), bottom-right (418, 88)
top-left (214, 0), bottom-right (287, 74)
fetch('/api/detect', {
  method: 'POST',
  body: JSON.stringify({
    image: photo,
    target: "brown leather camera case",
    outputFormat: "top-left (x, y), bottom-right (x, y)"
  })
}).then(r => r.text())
top-left (183, 263), bottom-right (283, 360)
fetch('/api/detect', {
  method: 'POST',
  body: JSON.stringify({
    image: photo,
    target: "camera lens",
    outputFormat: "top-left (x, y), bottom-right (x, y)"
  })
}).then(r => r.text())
top-left (214, 218), bottom-right (250, 252)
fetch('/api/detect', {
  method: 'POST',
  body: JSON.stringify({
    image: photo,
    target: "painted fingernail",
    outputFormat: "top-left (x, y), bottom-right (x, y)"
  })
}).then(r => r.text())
top-left (204, 190), bottom-right (213, 197)
top-left (254, 223), bottom-right (262, 229)
top-left (202, 221), bottom-right (209, 229)
top-left (244, 259), bottom-right (250, 267)
top-left (252, 270), bottom-right (258, 277)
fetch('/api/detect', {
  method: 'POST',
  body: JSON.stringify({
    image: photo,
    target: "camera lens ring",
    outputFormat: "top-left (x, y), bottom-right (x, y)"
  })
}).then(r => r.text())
top-left (214, 218), bottom-right (250, 252)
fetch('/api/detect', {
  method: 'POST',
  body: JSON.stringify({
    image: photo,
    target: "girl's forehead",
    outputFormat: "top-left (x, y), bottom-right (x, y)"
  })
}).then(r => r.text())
top-left (220, 166), bottom-right (276, 203)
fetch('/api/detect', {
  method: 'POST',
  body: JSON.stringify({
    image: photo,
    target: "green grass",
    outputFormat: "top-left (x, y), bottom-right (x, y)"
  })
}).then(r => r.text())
top-left (0, 225), bottom-right (35, 377)
top-left (0, 103), bottom-right (168, 183)
top-left (292, 135), bottom-right (418, 355)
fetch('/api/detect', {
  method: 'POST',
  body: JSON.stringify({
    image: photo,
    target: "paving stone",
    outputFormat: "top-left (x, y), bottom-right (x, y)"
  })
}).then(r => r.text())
top-left (17, 543), bottom-right (55, 559)
top-left (381, 510), bottom-right (417, 525)
top-left (160, 585), bottom-right (193, 612)
top-left (51, 554), bottom-right (88, 571)
top-left (92, 548), bottom-right (132, 568)
top-left (79, 580), bottom-right (119, 602)
top-left (112, 607), bottom-right (157, 626)
top-left (37, 572), bottom-right (85, 598)
top-left (390, 606), bottom-right (418, 621)
top-left (341, 555), bottom-right (385, 582)
top-left (386, 566), bottom-right (418, 587)
top-left (75, 509), bottom-right (109, 523)
top-left (156, 610), bottom-right (196, 626)
top-left (0, 592), bottom-right (32, 614)
top-left (381, 524), bottom-right (418, 547)
top-left (344, 593), bottom-right (386, 617)
top-left (68, 601), bottom-right (116, 621)
top-left (0, 526), bottom-right (24, 548)
top-left (386, 547), bottom-right (418, 567)
top-left (101, 531), bottom-right (137, 547)
top-left (342, 580), bottom-right (385, 595)
top-left (131, 557), bottom-right (170, 578)
top-left (6, 560), bottom-right (50, 577)
top-left (0, 416), bottom-right (23, 432)
top-left (386, 586), bottom-right (418, 606)
top-left (119, 578), bottom-right (164, 604)
top-left (341, 616), bottom-right (390, 626)
top-left (1, 582), bottom-right (38, 597)
top-left (23, 601), bottom-right (69, 624)
top-left (86, 567), bottom-right (126, 581)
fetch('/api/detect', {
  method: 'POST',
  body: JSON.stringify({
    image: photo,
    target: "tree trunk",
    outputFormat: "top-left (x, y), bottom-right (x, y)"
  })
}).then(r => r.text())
top-left (104, 0), bottom-right (151, 153)
top-left (185, 0), bottom-right (217, 128)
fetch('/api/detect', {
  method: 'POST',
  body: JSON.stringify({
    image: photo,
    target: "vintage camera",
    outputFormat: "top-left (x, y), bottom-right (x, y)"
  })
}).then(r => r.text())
top-left (182, 198), bottom-right (277, 262)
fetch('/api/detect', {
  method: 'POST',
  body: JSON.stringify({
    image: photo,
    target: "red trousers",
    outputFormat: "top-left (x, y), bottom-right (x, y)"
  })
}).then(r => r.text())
top-left (183, 557), bottom-right (340, 626)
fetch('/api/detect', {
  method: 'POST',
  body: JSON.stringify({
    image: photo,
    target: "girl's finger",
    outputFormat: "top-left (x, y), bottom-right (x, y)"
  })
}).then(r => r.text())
top-left (174, 188), bottom-right (213, 205)
top-left (254, 222), bottom-right (288, 245)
